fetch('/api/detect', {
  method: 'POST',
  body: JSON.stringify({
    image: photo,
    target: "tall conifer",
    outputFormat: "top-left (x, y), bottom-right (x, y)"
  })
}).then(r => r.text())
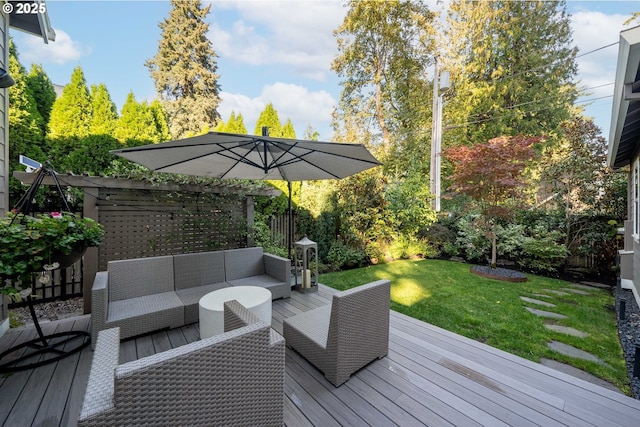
top-left (89, 83), bottom-right (118, 136)
top-left (146, 0), bottom-right (221, 138)
top-left (254, 103), bottom-right (283, 137)
top-left (114, 93), bottom-right (166, 145)
top-left (7, 39), bottom-right (45, 204)
top-left (48, 66), bottom-right (92, 139)
top-left (443, 0), bottom-right (578, 145)
top-left (25, 63), bottom-right (56, 133)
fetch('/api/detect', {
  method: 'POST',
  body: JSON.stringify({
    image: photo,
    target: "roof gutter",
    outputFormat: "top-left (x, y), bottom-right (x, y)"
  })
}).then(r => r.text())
top-left (8, 0), bottom-right (56, 43)
top-left (608, 25), bottom-right (640, 168)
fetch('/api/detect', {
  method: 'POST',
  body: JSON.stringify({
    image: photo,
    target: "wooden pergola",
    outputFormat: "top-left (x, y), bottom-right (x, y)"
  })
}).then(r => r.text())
top-left (13, 172), bottom-right (280, 313)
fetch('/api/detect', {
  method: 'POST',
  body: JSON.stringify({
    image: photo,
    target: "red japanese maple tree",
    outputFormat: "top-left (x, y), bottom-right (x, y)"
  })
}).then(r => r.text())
top-left (444, 135), bottom-right (543, 268)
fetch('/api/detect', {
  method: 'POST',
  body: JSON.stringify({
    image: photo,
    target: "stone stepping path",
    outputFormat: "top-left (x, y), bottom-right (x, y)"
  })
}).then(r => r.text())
top-left (561, 288), bottom-right (590, 295)
top-left (520, 296), bottom-right (555, 308)
top-left (544, 324), bottom-right (588, 338)
top-left (520, 282), bottom-right (621, 392)
top-left (570, 283), bottom-right (599, 290)
top-left (540, 358), bottom-right (623, 394)
top-left (547, 341), bottom-right (609, 366)
top-left (543, 290), bottom-right (570, 296)
top-left (577, 281), bottom-right (610, 289)
top-left (525, 307), bottom-right (567, 318)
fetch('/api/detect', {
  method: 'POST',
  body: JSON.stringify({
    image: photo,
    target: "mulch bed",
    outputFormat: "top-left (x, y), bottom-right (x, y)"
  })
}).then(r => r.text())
top-left (470, 265), bottom-right (528, 282)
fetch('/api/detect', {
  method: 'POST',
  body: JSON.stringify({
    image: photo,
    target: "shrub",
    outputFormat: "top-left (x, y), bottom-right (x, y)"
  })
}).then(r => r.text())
top-left (519, 227), bottom-right (568, 274)
top-left (327, 241), bottom-right (366, 270)
top-left (454, 214), bottom-right (490, 263)
top-left (250, 213), bottom-right (287, 258)
top-left (388, 235), bottom-right (436, 260)
top-left (496, 223), bottom-right (525, 261)
top-left (421, 222), bottom-right (457, 257)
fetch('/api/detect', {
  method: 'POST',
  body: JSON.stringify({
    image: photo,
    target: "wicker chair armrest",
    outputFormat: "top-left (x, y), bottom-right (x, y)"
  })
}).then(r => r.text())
top-left (90, 271), bottom-right (109, 349)
top-left (263, 253), bottom-right (290, 283)
top-left (78, 327), bottom-right (121, 426)
top-left (223, 299), bottom-right (261, 332)
top-left (115, 320), bottom-right (270, 379)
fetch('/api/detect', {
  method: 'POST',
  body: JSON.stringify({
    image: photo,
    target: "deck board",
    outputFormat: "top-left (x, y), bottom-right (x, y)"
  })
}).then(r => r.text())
top-left (1, 284), bottom-right (640, 427)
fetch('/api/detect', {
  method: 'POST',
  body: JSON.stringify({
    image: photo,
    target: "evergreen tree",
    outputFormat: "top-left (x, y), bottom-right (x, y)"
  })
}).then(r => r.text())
top-left (149, 100), bottom-right (171, 142)
top-left (303, 124), bottom-right (319, 141)
top-left (146, 0), bottom-right (221, 138)
top-left (443, 0), bottom-right (578, 146)
top-left (213, 119), bottom-right (226, 132)
top-left (25, 63), bottom-right (56, 133)
top-left (114, 93), bottom-right (165, 145)
top-left (282, 119), bottom-right (296, 139)
top-left (216, 111), bottom-right (248, 134)
top-left (254, 103), bottom-right (283, 136)
top-left (332, 0), bottom-right (437, 159)
top-left (7, 38), bottom-right (45, 204)
top-left (48, 66), bottom-right (92, 139)
top-left (89, 83), bottom-right (118, 136)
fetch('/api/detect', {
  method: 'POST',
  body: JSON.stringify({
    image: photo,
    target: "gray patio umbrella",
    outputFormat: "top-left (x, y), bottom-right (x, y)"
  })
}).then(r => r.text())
top-left (111, 129), bottom-right (381, 255)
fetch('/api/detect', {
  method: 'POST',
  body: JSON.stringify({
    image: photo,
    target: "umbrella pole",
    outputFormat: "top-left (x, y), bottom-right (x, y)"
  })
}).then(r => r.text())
top-left (288, 180), bottom-right (293, 260)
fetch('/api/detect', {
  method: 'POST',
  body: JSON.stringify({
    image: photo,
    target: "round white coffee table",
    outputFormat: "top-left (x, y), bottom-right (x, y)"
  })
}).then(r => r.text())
top-left (199, 286), bottom-right (272, 339)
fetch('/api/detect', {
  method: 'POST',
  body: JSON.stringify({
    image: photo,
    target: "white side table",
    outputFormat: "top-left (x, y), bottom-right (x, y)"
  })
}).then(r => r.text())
top-left (199, 286), bottom-right (272, 339)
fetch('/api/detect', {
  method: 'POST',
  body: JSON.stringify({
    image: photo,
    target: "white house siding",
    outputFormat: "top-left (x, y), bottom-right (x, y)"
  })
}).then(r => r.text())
top-left (0, 11), bottom-right (7, 218)
top-left (0, 12), bottom-right (8, 335)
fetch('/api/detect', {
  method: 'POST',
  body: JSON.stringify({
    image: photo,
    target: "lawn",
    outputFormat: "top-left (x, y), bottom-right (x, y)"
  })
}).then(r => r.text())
top-left (320, 258), bottom-right (629, 394)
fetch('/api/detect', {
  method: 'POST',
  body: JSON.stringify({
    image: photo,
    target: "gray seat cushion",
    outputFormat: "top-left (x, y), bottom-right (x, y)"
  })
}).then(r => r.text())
top-left (176, 282), bottom-right (230, 324)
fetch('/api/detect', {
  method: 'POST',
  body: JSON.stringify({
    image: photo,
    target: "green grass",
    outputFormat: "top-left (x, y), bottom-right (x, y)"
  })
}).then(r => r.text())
top-left (320, 258), bottom-right (630, 395)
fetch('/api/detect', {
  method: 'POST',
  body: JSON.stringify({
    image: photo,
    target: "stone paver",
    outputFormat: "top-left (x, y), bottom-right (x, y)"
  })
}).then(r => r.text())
top-left (570, 283), bottom-right (597, 290)
top-left (525, 307), bottom-right (567, 319)
top-left (578, 281), bottom-right (610, 289)
top-left (561, 288), bottom-right (590, 295)
top-left (540, 359), bottom-right (622, 393)
top-left (519, 287), bottom-right (617, 391)
top-left (544, 324), bottom-right (589, 338)
top-left (520, 296), bottom-right (556, 308)
top-left (543, 290), bottom-right (569, 296)
top-left (547, 340), bottom-right (608, 366)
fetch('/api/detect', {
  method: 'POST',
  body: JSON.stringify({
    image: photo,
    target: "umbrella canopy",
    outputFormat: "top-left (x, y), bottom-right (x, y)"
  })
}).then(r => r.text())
top-left (111, 131), bottom-right (381, 181)
top-left (111, 131), bottom-right (381, 257)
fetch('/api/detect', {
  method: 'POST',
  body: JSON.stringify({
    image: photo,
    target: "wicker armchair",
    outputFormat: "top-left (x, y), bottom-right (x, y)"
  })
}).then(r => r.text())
top-left (79, 300), bottom-right (285, 427)
top-left (283, 279), bottom-right (391, 386)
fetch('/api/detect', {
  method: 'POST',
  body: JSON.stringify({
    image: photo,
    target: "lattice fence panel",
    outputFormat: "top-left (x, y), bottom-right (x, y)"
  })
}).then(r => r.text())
top-left (97, 188), bottom-right (247, 270)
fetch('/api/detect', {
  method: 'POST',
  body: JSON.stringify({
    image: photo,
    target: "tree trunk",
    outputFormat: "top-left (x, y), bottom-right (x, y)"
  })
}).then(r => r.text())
top-left (375, 80), bottom-right (390, 155)
top-left (491, 220), bottom-right (497, 269)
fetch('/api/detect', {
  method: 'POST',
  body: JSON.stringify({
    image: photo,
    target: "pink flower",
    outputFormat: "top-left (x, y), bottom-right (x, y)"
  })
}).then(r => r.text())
top-left (50, 212), bottom-right (63, 219)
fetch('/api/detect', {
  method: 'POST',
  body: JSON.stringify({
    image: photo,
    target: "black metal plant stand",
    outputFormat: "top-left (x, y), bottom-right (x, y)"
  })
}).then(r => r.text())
top-left (0, 163), bottom-right (90, 374)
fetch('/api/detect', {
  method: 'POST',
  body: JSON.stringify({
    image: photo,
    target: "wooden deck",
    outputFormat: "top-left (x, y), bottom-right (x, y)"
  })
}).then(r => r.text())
top-left (2, 284), bottom-right (640, 426)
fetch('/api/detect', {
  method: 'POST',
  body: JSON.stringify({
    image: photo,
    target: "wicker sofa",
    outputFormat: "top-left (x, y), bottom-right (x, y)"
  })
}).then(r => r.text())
top-left (283, 279), bottom-right (391, 386)
top-left (78, 300), bottom-right (286, 427)
top-left (91, 247), bottom-right (290, 347)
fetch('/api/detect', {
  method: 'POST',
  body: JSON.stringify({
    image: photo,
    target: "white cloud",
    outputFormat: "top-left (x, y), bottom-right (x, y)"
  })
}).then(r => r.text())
top-left (211, 1), bottom-right (346, 81)
top-left (219, 82), bottom-right (336, 138)
top-left (571, 11), bottom-right (628, 99)
top-left (18, 28), bottom-right (88, 65)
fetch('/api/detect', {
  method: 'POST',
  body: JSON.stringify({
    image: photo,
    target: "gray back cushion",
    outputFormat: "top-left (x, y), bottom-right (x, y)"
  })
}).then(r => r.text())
top-left (174, 251), bottom-right (225, 290)
top-left (108, 256), bottom-right (174, 301)
top-left (224, 247), bottom-right (264, 280)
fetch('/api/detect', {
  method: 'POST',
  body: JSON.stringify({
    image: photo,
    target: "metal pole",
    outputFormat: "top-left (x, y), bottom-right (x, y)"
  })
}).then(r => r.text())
top-left (435, 95), bottom-right (443, 212)
top-left (288, 181), bottom-right (293, 260)
top-left (430, 59), bottom-right (441, 212)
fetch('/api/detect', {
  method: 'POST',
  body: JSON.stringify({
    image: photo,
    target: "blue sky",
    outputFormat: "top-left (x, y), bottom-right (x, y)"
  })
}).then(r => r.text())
top-left (9, 0), bottom-right (640, 142)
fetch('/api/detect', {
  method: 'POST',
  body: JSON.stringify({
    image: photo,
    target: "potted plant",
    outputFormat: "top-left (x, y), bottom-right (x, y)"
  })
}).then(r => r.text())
top-left (0, 211), bottom-right (104, 300)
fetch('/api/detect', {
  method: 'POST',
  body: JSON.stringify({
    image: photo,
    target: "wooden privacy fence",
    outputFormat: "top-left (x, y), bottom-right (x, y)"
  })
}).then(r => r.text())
top-left (270, 213), bottom-right (298, 247)
top-left (13, 172), bottom-right (280, 313)
top-left (96, 187), bottom-right (249, 271)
